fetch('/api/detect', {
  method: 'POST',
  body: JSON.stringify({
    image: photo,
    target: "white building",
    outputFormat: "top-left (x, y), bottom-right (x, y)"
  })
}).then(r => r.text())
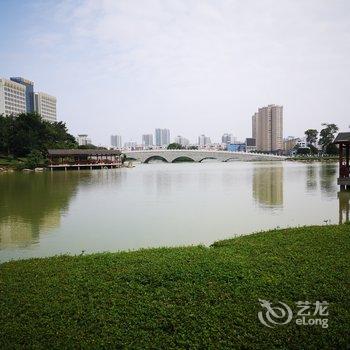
top-left (222, 133), bottom-right (236, 144)
top-left (111, 135), bottom-right (122, 148)
top-left (198, 134), bottom-right (211, 147)
top-left (76, 134), bottom-right (91, 146)
top-left (34, 92), bottom-right (57, 122)
top-left (155, 128), bottom-right (170, 147)
top-left (0, 78), bottom-right (26, 116)
top-left (174, 135), bottom-right (190, 147)
top-left (142, 134), bottom-right (153, 148)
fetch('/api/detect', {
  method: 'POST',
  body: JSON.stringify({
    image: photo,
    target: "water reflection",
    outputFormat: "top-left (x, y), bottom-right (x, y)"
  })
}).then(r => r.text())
top-left (0, 172), bottom-right (85, 248)
top-left (306, 165), bottom-right (318, 192)
top-left (320, 164), bottom-right (337, 198)
top-left (338, 191), bottom-right (350, 224)
top-left (252, 165), bottom-right (284, 208)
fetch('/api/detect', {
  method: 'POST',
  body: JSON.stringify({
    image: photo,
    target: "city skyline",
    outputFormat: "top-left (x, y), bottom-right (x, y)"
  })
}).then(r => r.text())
top-left (1, 1), bottom-right (349, 145)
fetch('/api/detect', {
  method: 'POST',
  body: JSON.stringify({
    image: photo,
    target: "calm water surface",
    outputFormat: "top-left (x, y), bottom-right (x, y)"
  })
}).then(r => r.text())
top-left (0, 161), bottom-right (348, 262)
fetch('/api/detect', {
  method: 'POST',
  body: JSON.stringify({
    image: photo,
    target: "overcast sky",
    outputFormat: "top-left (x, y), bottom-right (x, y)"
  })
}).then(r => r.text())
top-left (1, 0), bottom-right (349, 146)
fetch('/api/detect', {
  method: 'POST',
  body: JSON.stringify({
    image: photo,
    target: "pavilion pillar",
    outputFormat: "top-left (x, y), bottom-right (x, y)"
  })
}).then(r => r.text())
top-left (346, 144), bottom-right (350, 169)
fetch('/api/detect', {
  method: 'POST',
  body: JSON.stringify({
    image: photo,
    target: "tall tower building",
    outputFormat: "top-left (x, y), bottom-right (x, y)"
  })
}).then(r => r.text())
top-left (111, 135), bottom-right (122, 148)
top-left (155, 128), bottom-right (170, 147)
top-left (142, 134), bottom-right (153, 148)
top-left (0, 78), bottom-right (27, 115)
top-left (10, 77), bottom-right (35, 112)
top-left (252, 105), bottom-right (283, 152)
top-left (34, 92), bottom-right (57, 122)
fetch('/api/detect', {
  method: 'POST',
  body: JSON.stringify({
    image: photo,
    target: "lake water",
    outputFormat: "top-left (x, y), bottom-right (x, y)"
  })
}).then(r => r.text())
top-left (0, 161), bottom-right (348, 262)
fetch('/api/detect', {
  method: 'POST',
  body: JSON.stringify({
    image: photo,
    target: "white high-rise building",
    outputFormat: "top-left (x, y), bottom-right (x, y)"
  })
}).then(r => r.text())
top-left (198, 134), bottom-right (211, 147)
top-left (222, 133), bottom-right (236, 144)
top-left (34, 92), bottom-right (57, 122)
top-left (142, 134), bottom-right (153, 148)
top-left (0, 78), bottom-right (27, 116)
top-left (111, 135), bottom-right (122, 148)
top-left (155, 128), bottom-right (170, 147)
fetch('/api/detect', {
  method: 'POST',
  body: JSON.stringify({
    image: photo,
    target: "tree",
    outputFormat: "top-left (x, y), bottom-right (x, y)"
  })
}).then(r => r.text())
top-left (319, 123), bottom-right (339, 154)
top-left (0, 113), bottom-right (78, 157)
top-left (167, 143), bottom-right (183, 150)
top-left (305, 129), bottom-right (318, 146)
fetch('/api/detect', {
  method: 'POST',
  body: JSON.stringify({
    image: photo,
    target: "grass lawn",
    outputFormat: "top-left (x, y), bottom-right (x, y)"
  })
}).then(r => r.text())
top-left (0, 225), bottom-right (349, 349)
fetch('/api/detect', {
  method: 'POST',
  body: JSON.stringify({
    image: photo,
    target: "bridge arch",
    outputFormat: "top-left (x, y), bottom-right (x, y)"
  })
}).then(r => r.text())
top-left (172, 156), bottom-right (195, 163)
top-left (198, 157), bottom-right (218, 162)
top-left (144, 155), bottom-right (169, 163)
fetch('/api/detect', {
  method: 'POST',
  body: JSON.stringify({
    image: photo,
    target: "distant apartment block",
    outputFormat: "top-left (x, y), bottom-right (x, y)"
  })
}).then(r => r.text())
top-left (34, 92), bottom-right (57, 122)
top-left (198, 134), bottom-right (211, 147)
top-left (252, 104), bottom-right (283, 152)
top-left (111, 135), bottom-right (122, 148)
top-left (0, 76), bottom-right (57, 122)
top-left (155, 128), bottom-right (170, 147)
top-left (174, 135), bottom-right (189, 147)
top-left (222, 133), bottom-right (236, 144)
top-left (142, 134), bottom-right (153, 148)
top-left (10, 77), bottom-right (35, 112)
top-left (77, 134), bottom-right (91, 146)
top-left (0, 78), bottom-right (27, 115)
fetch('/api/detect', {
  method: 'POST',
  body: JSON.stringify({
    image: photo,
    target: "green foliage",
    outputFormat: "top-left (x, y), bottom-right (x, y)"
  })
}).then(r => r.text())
top-left (23, 150), bottom-right (47, 169)
top-left (319, 123), bottom-right (339, 154)
top-left (305, 129), bottom-right (319, 146)
top-left (296, 147), bottom-right (311, 155)
top-left (167, 142), bottom-right (183, 150)
top-left (0, 225), bottom-right (349, 349)
top-left (0, 113), bottom-right (77, 157)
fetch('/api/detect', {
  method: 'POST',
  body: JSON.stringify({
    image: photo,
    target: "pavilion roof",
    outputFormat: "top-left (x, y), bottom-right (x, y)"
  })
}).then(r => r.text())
top-left (334, 133), bottom-right (350, 144)
top-left (48, 149), bottom-right (121, 156)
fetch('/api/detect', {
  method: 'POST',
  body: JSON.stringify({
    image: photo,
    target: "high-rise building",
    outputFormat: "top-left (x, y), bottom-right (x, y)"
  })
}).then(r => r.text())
top-left (252, 104), bottom-right (283, 152)
top-left (10, 77), bottom-right (35, 112)
top-left (111, 135), bottom-right (122, 148)
top-left (34, 92), bottom-right (57, 122)
top-left (174, 135), bottom-right (189, 147)
top-left (222, 133), bottom-right (236, 144)
top-left (198, 134), bottom-right (211, 147)
top-left (1, 76), bottom-right (57, 122)
top-left (155, 128), bottom-right (170, 147)
top-left (142, 134), bottom-right (153, 148)
top-left (0, 78), bottom-right (27, 115)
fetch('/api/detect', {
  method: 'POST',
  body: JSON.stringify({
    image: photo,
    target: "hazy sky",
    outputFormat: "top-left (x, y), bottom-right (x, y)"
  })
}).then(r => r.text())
top-left (1, 0), bottom-right (349, 146)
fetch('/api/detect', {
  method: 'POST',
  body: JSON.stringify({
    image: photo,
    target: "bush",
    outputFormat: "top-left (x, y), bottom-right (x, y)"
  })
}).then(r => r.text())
top-left (24, 150), bottom-right (47, 169)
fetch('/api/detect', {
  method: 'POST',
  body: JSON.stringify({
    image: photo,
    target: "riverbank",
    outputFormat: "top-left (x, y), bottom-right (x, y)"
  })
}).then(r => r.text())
top-left (1, 224), bottom-right (349, 349)
top-left (287, 155), bottom-right (338, 162)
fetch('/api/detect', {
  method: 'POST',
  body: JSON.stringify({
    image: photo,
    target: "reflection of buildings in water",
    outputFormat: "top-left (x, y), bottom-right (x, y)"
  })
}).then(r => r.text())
top-left (253, 166), bottom-right (284, 208)
top-left (338, 191), bottom-right (350, 224)
top-left (0, 210), bottom-right (61, 248)
top-left (0, 172), bottom-right (84, 248)
top-left (306, 165), bottom-right (318, 192)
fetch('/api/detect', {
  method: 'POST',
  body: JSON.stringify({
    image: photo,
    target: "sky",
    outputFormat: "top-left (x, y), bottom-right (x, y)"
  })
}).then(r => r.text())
top-left (0, 0), bottom-right (349, 146)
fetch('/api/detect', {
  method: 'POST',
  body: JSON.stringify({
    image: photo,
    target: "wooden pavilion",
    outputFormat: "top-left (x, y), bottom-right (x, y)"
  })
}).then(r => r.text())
top-left (334, 132), bottom-right (350, 190)
top-left (47, 149), bottom-right (123, 171)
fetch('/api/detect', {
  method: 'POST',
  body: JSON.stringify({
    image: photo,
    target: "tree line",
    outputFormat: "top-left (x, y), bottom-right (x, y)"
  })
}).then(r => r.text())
top-left (304, 123), bottom-right (339, 155)
top-left (0, 113), bottom-right (78, 169)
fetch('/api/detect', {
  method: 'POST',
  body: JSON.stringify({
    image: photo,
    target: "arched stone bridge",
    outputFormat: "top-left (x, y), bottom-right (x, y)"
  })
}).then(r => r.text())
top-left (124, 150), bottom-right (286, 163)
